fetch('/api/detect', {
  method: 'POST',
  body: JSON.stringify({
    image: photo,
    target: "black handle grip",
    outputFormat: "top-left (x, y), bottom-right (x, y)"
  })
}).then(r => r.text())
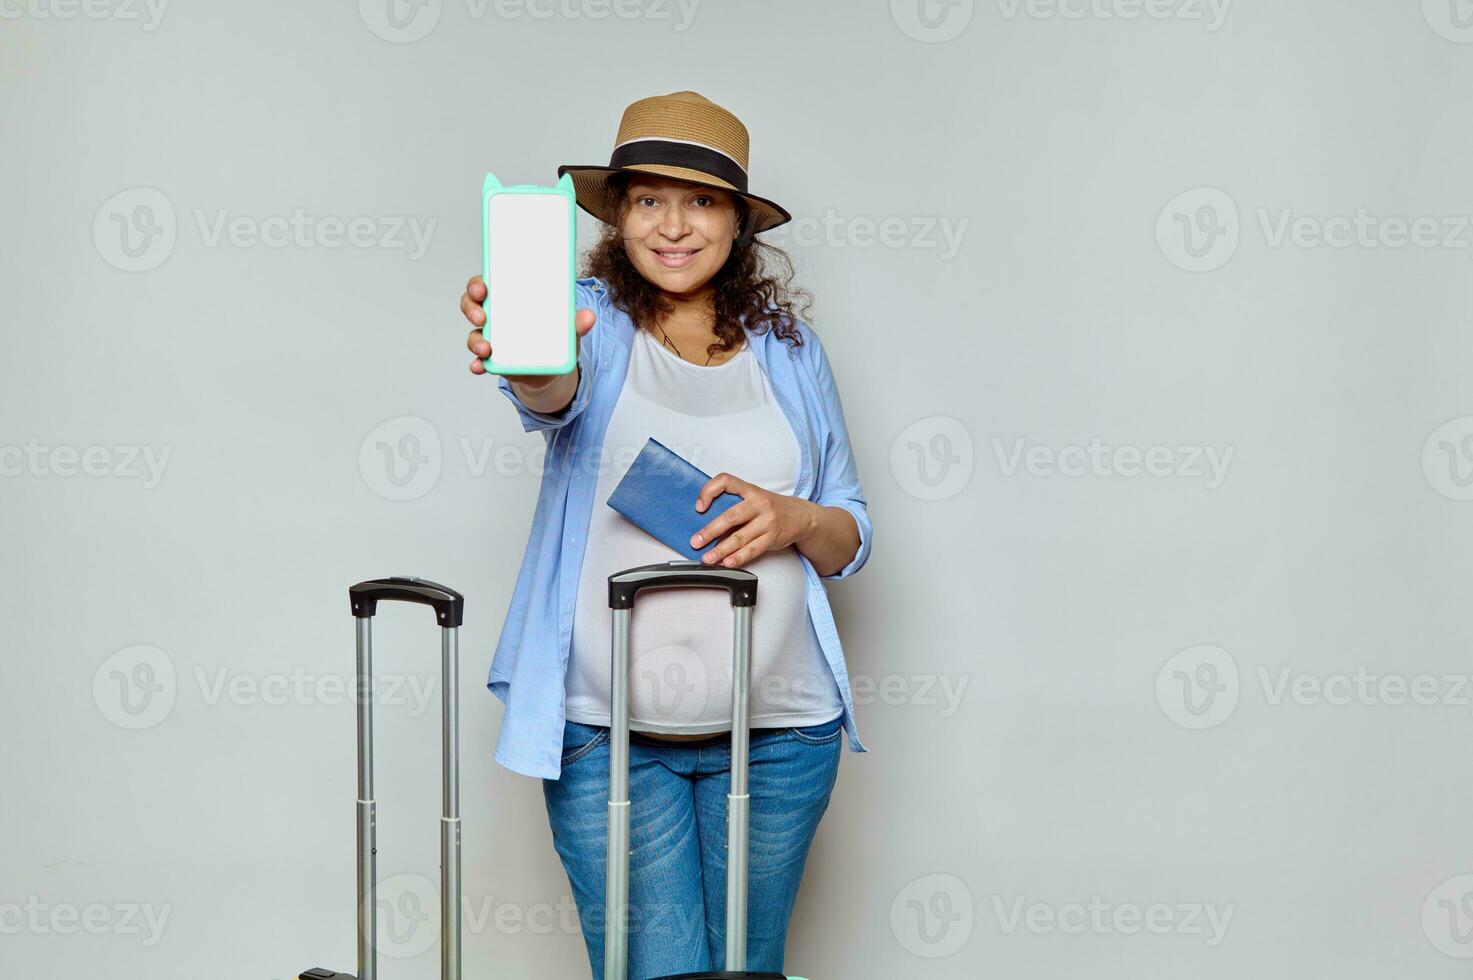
top-left (349, 577), bottom-right (465, 628)
top-left (608, 560), bottom-right (756, 609)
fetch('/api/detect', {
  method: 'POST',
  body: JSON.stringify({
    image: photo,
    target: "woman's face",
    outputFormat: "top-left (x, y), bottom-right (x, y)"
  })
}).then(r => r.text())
top-left (619, 176), bottom-right (739, 298)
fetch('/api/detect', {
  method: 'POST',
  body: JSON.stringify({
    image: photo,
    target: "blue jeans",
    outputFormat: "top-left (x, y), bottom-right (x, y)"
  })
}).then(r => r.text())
top-left (542, 715), bottom-right (844, 979)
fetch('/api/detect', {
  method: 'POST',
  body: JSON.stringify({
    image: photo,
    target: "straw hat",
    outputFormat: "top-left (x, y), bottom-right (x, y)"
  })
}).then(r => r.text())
top-left (558, 91), bottom-right (792, 245)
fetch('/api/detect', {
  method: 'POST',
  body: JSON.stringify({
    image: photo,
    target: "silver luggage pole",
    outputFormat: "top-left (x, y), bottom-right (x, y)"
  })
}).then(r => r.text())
top-left (605, 561), bottom-right (758, 980)
top-left (725, 595), bottom-right (753, 971)
top-left (334, 578), bottom-right (465, 980)
top-left (354, 615), bottom-right (377, 980)
top-left (441, 622), bottom-right (462, 980)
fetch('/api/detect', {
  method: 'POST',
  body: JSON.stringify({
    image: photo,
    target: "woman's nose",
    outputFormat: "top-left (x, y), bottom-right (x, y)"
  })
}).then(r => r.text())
top-left (659, 208), bottom-right (690, 239)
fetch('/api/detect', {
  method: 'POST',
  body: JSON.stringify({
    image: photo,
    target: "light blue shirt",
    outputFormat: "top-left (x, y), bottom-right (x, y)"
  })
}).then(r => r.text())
top-left (488, 276), bottom-right (873, 779)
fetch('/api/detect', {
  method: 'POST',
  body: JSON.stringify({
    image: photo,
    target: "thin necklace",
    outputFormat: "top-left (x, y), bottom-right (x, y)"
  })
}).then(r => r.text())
top-left (655, 321), bottom-right (717, 366)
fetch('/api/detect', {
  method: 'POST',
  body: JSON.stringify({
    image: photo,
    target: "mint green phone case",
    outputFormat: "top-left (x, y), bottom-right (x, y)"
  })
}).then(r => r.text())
top-left (480, 172), bottom-right (578, 376)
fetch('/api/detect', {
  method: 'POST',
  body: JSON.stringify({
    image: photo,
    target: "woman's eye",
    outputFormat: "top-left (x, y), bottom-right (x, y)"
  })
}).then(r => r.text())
top-left (693, 196), bottom-right (712, 207)
top-left (638, 197), bottom-right (657, 207)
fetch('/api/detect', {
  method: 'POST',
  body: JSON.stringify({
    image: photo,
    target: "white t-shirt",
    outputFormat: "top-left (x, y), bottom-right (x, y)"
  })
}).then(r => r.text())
top-left (565, 325), bottom-right (844, 733)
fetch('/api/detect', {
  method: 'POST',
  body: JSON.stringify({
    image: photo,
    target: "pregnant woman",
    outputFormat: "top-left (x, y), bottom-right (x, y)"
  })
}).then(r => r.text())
top-left (459, 91), bottom-right (873, 979)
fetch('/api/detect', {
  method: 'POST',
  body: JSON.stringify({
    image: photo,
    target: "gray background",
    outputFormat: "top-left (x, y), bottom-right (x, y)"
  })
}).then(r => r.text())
top-left (4, 0), bottom-right (1473, 977)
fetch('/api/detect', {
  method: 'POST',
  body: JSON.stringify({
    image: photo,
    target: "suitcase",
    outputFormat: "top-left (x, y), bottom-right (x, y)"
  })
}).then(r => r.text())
top-left (604, 561), bottom-right (807, 980)
top-left (298, 576), bottom-right (467, 980)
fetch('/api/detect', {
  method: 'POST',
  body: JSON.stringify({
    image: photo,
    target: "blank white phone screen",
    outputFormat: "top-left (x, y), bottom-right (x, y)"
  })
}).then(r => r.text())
top-left (486, 192), bottom-right (572, 371)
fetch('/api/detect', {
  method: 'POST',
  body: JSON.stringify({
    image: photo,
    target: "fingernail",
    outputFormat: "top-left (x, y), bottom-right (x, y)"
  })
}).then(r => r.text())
top-left (690, 534), bottom-right (702, 546)
top-left (702, 552), bottom-right (714, 563)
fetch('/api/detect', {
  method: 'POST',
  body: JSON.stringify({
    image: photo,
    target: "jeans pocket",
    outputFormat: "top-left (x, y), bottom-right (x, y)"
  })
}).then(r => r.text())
top-left (559, 723), bottom-right (609, 767)
top-left (785, 714), bottom-right (844, 745)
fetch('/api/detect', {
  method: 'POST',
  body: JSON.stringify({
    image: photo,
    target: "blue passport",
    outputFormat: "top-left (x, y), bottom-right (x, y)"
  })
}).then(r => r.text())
top-left (606, 437), bottom-right (744, 561)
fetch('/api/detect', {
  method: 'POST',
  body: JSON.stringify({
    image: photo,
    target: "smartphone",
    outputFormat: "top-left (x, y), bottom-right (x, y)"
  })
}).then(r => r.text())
top-left (480, 172), bottom-right (578, 375)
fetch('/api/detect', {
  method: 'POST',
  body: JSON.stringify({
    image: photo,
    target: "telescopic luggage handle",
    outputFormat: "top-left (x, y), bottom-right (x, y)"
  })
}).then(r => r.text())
top-left (607, 563), bottom-right (756, 609)
top-left (299, 577), bottom-right (465, 980)
top-left (606, 561), bottom-right (792, 980)
top-left (350, 576), bottom-right (465, 627)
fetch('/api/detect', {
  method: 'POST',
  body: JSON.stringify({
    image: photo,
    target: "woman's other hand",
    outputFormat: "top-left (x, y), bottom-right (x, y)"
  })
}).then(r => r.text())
top-left (689, 474), bottom-right (819, 569)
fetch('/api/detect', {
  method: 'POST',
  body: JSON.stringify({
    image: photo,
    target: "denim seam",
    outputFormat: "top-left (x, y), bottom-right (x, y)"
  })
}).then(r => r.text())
top-left (784, 722), bottom-right (845, 745)
top-left (560, 729), bottom-right (609, 766)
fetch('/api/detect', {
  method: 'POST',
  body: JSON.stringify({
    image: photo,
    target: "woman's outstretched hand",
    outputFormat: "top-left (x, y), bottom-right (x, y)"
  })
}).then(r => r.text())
top-left (689, 473), bottom-right (820, 569)
top-left (461, 274), bottom-right (596, 381)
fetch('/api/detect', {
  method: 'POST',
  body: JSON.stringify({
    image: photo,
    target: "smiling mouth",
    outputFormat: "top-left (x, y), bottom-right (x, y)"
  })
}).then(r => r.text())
top-left (651, 247), bottom-right (702, 269)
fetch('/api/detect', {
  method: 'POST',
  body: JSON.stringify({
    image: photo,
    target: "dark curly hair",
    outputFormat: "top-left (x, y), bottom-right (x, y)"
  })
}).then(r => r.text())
top-left (583, 171), bottom-right (813, 358)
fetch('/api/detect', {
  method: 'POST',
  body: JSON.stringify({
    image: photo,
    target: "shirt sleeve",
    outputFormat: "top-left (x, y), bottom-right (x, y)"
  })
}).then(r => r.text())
top-left (494, 278), bottom-right (601, 434)
top-left (807, 327), bottom-right (873, 580)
